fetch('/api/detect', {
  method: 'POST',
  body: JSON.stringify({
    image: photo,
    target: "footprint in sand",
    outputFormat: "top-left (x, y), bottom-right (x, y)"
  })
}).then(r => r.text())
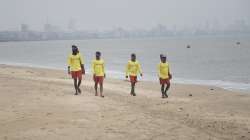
top-left (46, 112), bottom-right (53, 116)
top-left (40, 127), bottom-right (46, 130)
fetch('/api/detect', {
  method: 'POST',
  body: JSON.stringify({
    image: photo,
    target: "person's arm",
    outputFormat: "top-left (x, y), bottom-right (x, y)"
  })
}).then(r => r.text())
top-left (125, 63), bottom-right (129, 78)
top-left (157, 64), bottom-right (160, 78)
top-left (68, 66), bottom-right (70, 75)
top-left (80, 55), bottom-right (85, 74)
top-left (138, 63), bottom-right (143, 77)
top-left (91, 60), bottom-right (95, 77)
top-left (81, 64), bottom-right (85, 74)
top-left (168, 66), bottom-right (172, 80)
top-left (103, 61), bottom-right (106, 78)
top-left (67, 55), bottom-right (71, 74)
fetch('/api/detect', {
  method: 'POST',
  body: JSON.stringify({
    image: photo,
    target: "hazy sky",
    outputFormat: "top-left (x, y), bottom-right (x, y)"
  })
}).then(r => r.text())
top-left (0, 0), bottom-right (249, 31)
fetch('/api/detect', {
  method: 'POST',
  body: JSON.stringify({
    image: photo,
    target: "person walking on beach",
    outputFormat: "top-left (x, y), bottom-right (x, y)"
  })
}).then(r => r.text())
top-left (157, 54), bottom-right (172, 98)
top-left (125, 53), bottom-right (143, 96)
top-left (92, 51), bottom-right (105, 98)
top-left (67, 45), bottom-right (85, 95)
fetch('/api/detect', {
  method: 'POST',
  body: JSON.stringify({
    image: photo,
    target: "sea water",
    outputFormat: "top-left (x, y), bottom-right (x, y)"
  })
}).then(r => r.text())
top-left (0, 36), bottom-right (250, 92)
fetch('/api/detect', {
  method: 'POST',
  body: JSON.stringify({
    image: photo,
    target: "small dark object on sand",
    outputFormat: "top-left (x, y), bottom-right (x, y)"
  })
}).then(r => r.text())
top-left (189, 94), bottom-right (192, 97)
top-left (178, 107), bottom-right (183, 111)
top-left (187, 45), bottom-right (191, 48)
top-left (210, 88), bottom-right (214, 91)
top-left (236, 42), bottom-right (240, 45)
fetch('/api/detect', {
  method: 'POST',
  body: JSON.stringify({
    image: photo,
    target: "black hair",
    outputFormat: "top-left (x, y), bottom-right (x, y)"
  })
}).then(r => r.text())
top-left (72, 45), bottom-right (79, 54)
top-left (96, 51), bottom-right (101, 55)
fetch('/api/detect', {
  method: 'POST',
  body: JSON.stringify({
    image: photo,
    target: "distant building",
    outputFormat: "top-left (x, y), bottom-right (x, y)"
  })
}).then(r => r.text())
top-left (44, 24), bottom-right (61, 32)
top-left (21, 24), bottom-right (29, 32)
top-left (68, 18), bottom-right (77, 32)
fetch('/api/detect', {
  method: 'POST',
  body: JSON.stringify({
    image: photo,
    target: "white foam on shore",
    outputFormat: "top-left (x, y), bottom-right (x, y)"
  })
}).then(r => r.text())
top-left (0, 62), bottom-right (63, 70)
top-left (104, 70), bottom-right (250, 93)
top-left (1, 62), bottom-right (250, 93)
top-left (172, 78), bottom-right (250, 92)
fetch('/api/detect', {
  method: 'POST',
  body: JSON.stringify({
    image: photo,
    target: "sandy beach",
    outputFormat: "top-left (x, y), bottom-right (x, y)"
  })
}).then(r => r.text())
top-left (0, 64), bottom-right (250, 140)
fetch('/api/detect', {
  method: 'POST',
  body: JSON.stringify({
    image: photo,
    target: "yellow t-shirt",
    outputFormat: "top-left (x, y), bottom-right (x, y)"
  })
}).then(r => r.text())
top-left (67, 53), bottom-right (84, 71)
top-left (157, 62), bottom-right (170, 79)
top-left (126, 60), bottom-right (142, 76)
top-left (92, 59), bottom-right (105, 76)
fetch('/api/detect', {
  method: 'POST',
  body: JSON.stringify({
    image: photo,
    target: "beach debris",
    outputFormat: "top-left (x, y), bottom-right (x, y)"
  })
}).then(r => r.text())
top-left (40, 127), bottom-right (46, 130)
top-left (186, 45), bottom-right (191, 48)
top-left (163, 101), bottom-right (168, 104)
top-left (46, 112), bottom-right (53, 116)
top-left (188, 94), bottom-right (193, 97)
top-left (26, 70), bottom-right (34, 74)
top-left (178, 107), bottom-right (183, 112)
top-left (210, 88), bottom-right (214, 91)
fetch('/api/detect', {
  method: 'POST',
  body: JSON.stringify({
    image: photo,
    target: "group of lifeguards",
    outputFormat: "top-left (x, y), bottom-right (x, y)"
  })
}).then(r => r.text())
top-left (67, 45), bottom-right (172, 98)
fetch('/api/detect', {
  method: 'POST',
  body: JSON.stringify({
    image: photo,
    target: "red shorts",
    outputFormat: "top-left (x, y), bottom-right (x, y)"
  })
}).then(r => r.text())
top-left (129, 76), bottom-right (137, 83)
top-left (71, 70), bottom-right (82, 79)
top-left (159, 78), bottom-right (170, 85)
top-left (93, 76), bottom-right (104, 84)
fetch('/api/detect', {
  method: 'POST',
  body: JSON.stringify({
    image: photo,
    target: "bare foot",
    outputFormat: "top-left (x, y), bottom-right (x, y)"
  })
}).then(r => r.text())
top-left (162, 95), bottom-right (165, 98)
top-left (78, 88), bottom-right (81, 94)
top-left (164, 93), bottom-right (168, 98)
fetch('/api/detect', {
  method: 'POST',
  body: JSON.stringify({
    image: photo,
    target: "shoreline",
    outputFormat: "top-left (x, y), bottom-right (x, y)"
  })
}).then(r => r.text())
top-left (1, 63), bottom-right (249, 93)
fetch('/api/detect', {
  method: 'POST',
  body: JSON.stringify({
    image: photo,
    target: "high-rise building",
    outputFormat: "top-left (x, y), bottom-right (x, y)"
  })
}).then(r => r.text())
top-left (21, 24), bottom-right (29, 32)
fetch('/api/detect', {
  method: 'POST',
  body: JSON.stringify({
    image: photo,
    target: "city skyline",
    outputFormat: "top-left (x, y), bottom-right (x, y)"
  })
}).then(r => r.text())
top-left (0, 0), bottom-right (249, 31)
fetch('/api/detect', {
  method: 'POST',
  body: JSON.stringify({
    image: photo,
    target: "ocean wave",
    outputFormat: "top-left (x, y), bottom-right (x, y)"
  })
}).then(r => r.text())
top-left (1, 62), bottom-right (249, 92)
top-left (105, 70), bottom-right (250, 92)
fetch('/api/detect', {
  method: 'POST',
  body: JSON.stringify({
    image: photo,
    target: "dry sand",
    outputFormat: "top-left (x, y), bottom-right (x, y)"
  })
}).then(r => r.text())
top-left (0, 64), bottom-right (250, 140)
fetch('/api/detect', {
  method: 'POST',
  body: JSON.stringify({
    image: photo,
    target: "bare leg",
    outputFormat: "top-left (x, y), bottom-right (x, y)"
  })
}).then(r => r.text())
top-left (130, 83), bottom-right (133, 95)
top-left (161, 84), bottom-right (165, 98)
top-left (164, 83), bottom-right (170, 98)
top-left (74, 79), bottom-right (78, 95)
top-left (94, 83), bottom-right (98, 96)
top-left (100, 83), bottom-right (104, 97)
top-left (131, 82), bottom-right (136, 96)
top-left (77, 79), bottom-right (82, 94)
